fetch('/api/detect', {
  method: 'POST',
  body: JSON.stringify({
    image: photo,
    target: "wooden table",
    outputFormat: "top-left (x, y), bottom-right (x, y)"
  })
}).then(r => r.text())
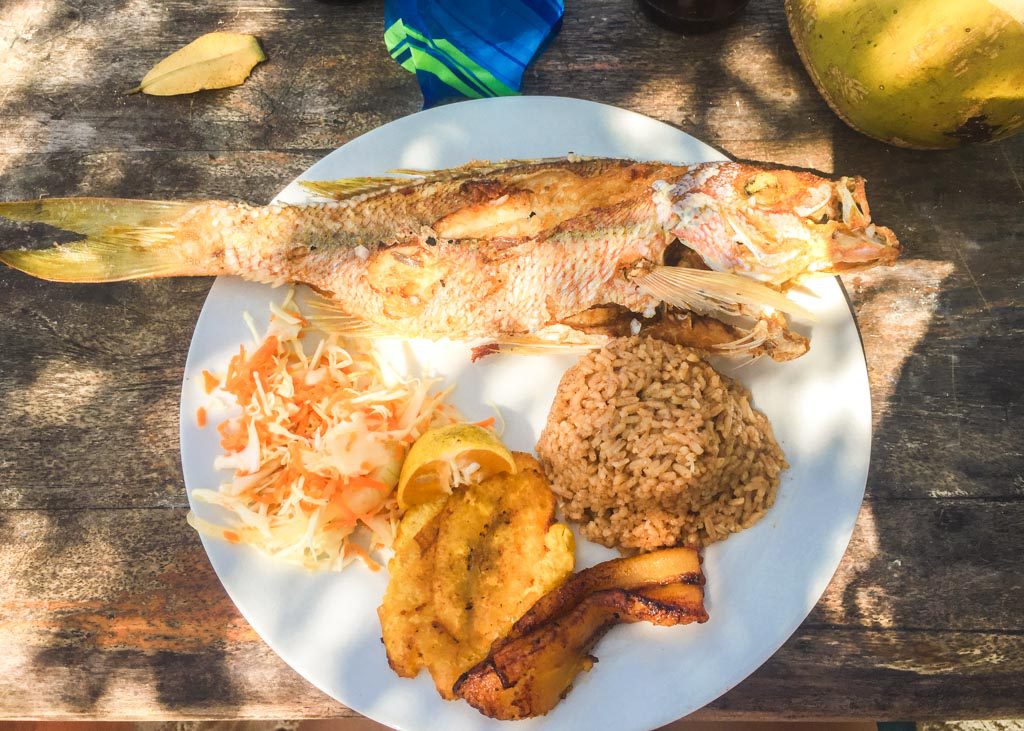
top-left (1, 0), bottom-right (1021, 724)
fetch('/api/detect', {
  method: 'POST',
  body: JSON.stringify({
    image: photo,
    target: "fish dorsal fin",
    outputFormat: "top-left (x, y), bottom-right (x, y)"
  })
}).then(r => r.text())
top-left (300, 157), bottom-right (599, 201)
top-left (386, 157), bottom-right (573, 177)
top-left (300, 176), bottom-right (418, 201)
top-left (637, 266), bottom-right (814, 321)
top-left (388, 156), bottom-right (598, 177)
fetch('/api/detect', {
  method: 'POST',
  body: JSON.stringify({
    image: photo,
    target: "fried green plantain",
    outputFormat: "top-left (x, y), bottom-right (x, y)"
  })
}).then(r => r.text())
top-left (433, 455), bottom-right (575, 645)
top-left (378, 497), bottom-right (451, 680)
top-left (379, 453), bottom-right (575, 699)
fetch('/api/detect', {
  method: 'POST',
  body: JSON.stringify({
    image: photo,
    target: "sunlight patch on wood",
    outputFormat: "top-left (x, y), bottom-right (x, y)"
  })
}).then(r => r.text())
top-left (817, 502), bottom-right (891, 627)
top-left (4, 359), bottom-right (107, 426)
top-left (843, 259), bottom-right (956, 427)
top-left (875, 634), bottom-right (1016, 676)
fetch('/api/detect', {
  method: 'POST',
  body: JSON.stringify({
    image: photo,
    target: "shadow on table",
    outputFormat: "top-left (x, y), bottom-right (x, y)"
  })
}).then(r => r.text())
top-left (4, 0), bottom-right (1023, 721)
top-left (805, 126), bottom-right (1024, 707)
top-left (6, 505), bottom-right (246, 713)
top-left (696, 95), bottom-right (1024, 713)
top-left (539, 0), bottom-right (1024, 712)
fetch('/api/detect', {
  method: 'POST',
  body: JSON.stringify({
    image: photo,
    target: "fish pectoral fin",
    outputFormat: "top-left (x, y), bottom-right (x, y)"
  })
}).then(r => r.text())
top-left (0, 198), bottom-right (199, 282)
top-left (636, 266), bottom-right (814, 321)
top-left (713, 319), bottom-right (769, 352)
top-left (471, 327), bottom-right (605, 360)
top-left (303, 297), bottom-right (389, 337)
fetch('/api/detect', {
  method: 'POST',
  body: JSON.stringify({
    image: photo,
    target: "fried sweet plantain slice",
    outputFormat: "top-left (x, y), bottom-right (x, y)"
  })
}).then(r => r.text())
top-left (508, 546), bottom-right (703, 638)
top-left (453, 548), bottom-right (707, 720)
top-left (379, 453), bottom-right (576, 699)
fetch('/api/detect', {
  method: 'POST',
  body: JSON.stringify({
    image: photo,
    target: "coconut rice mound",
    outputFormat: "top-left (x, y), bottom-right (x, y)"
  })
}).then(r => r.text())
top-left (536, 336), bottom-right (787, 551)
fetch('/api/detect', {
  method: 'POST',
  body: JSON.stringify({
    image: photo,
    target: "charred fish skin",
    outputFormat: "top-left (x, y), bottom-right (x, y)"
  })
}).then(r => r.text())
top-left (183, 161), bottom-right (894, 340)
top-left (0, 157), bottom-right (899, 350)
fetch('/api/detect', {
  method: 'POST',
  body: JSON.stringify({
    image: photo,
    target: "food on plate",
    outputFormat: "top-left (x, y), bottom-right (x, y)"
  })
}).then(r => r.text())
top-left (499, 545), bottom-right (704, 636)
top-left (787, 0), bottom-right (1024, 149)
top-left (536, 336), bottom-right (786, 551)
top-left (492, 302), bottom-right (810, 362)
top-left (396, 422), bottom-right (515, 509)
top-left (379, 452), bottom-right (575, 699)
top-left (1, 157), bottom-right (899, 361)
top-left (186, 295), bottom-right (462, 571)
top-left (454, 547), bottom-right (708, 719)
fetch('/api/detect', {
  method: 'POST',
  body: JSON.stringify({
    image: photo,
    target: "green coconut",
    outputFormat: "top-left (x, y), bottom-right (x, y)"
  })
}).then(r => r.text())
top-left (785, 0), bottom-right (1024, 149)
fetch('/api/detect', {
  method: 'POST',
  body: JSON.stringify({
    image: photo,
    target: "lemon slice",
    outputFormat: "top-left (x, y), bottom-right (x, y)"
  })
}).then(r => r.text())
top-left (397, 423), bottom-right (516, 510)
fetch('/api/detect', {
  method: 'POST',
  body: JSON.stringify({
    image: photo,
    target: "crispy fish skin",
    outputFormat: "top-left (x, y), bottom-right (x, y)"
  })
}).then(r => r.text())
top-left (453, 548), bottom-right (708, 720)
top-left (0, 158), bottom-right (899, 348)
top-left (378, 453), bottom-right (575, 699)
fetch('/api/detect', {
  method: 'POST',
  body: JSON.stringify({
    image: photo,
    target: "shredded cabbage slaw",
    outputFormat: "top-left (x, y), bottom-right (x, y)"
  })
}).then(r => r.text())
top-left (187, 293), bottom-right (461, 571)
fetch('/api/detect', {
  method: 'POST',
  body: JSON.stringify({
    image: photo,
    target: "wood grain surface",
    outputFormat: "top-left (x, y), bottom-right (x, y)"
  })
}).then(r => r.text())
top-left (1, 0), bottom-right (1022, 723)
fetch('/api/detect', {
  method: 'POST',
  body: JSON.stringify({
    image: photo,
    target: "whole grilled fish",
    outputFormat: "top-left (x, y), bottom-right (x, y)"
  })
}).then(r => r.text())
top-left (0, 157), bottom-right (899, 359)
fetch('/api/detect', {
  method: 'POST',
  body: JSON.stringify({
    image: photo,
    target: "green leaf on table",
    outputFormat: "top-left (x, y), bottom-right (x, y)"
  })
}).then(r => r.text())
top-left (129, 32), bottom-right (266, 96)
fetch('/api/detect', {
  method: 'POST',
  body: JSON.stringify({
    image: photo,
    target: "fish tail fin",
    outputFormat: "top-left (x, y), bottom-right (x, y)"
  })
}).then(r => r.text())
top-left (637, 266), bottom-right (815, 321)
top-left (0, 198), bottom-right (205, 282)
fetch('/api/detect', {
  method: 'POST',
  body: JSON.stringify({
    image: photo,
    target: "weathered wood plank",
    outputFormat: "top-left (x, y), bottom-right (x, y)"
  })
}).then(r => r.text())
top-left (843, 134), bottom-right (1024, 502)
top-left (0, 507), bottom-right (346, 719)
top-left (1, 144), bottom-right (1021, 510)
top-left (8, 624), bottom-right (1023, 722)
top-left (0, 151), bottom-right (323, 201)
top-left (1, 0), bottom-right (1023, 721)
top-left (0, 1), bottom-right (837, 156)
top-left (808, 501), bottom-right (1024, 632)
top-left (0, 1), bottom-right (417, 155)
top-left (0, 277), bottom-right (203, 510)
top-left (1, 502), bottom-right (1022, 720)
top-left (703, 627), bottom-right (1024, 722)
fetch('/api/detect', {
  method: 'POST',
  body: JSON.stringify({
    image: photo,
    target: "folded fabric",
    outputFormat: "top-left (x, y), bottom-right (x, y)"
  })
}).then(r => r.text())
top-left (385, 0), bottom-right (564, 107)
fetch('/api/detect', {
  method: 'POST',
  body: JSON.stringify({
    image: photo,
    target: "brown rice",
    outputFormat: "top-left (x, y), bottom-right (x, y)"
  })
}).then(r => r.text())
top-left (535, 336), bottom-right (787, 551)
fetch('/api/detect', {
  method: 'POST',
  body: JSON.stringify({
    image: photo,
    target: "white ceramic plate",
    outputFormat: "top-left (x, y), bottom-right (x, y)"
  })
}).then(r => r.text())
top-left (180, 96), bottom-right (870, 731)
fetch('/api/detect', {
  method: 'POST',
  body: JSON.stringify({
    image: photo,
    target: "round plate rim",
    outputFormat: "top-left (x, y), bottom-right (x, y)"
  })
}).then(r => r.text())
top-left (179, 95), bottom-right (871, 731)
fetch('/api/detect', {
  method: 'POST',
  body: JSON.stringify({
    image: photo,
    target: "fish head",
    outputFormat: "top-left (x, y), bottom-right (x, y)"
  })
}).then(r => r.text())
top-left (653, 162), bottom-right (900, 286)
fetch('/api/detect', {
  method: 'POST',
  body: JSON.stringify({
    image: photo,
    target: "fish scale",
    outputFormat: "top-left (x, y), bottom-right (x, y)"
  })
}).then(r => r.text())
top-left (0, 157), bottom-right (899, 360)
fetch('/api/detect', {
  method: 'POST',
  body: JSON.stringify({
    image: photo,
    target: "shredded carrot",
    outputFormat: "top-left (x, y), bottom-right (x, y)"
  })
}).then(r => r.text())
top-left (187, 297), bottom-right (463, 572)
top-left (196, 406), bottom-right (208, 428)
top-left (331, 492), bottom-right (360, 527)
top-left (202, 370), bottom-right (220, 394)
top-left (218, 420), bottom-right (247, 452)
top-left (347, 475), bottom-right (390, 492)
top-left (473, 416), bottom-right (496, 429)
top-left (223, 336), bottom-right (279, 405)
top-left (344, 543), bottom-right (381, 572)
